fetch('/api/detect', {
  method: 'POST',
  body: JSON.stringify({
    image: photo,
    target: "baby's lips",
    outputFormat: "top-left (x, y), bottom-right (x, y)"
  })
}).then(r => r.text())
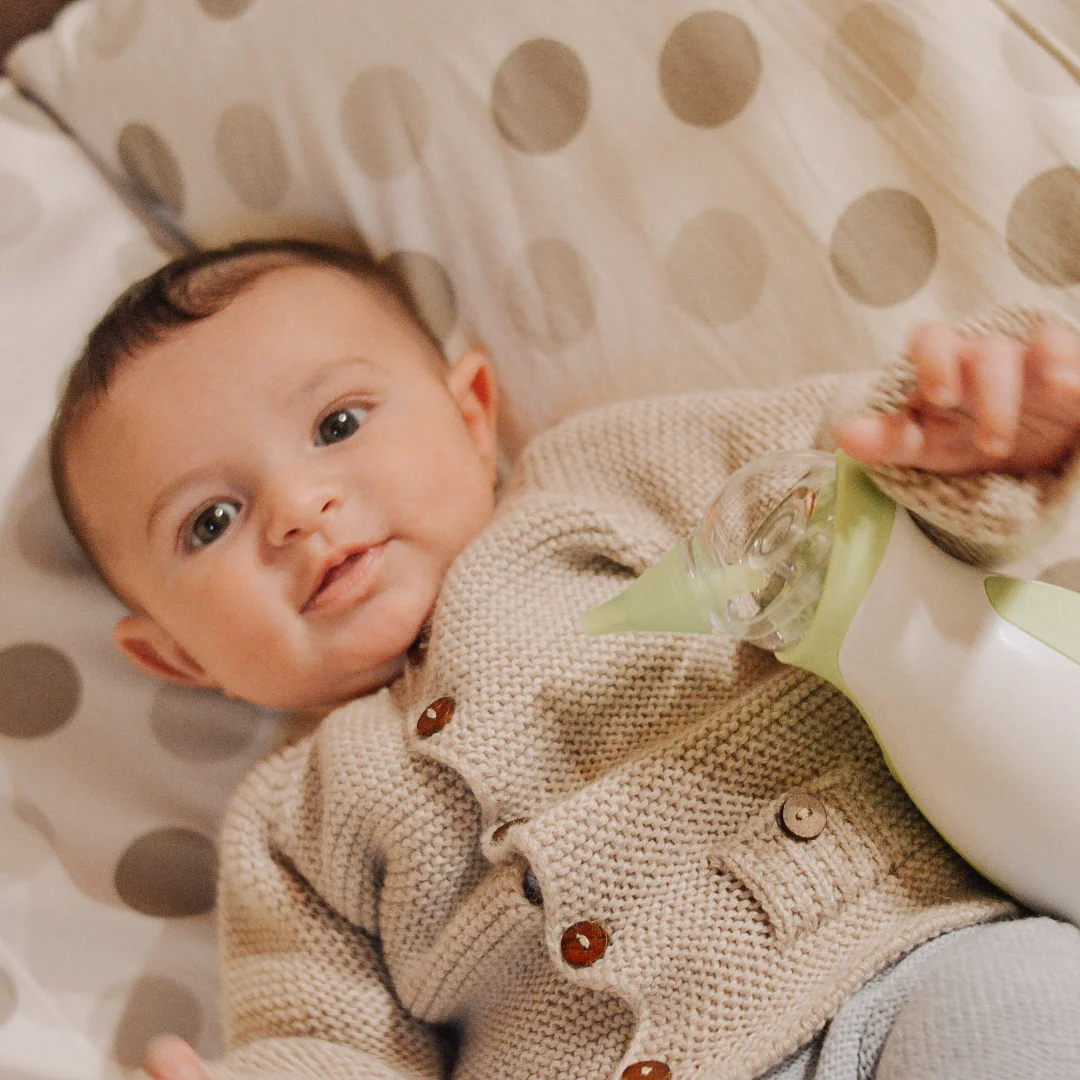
top-left (303, 542), bottom-right (383, 614)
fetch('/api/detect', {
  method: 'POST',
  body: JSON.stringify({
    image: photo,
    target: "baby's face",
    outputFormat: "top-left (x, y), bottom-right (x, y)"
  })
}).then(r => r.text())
top-left (67, 264), bottom-right (499, 709)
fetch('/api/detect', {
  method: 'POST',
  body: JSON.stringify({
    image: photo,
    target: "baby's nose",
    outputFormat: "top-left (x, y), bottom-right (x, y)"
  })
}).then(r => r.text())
top-left (265, 480), bottom-right (341, 545)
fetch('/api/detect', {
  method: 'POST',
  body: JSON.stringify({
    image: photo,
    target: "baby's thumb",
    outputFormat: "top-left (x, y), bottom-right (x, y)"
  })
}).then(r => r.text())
top-left (142, 1034), bottom-right (209, 1080)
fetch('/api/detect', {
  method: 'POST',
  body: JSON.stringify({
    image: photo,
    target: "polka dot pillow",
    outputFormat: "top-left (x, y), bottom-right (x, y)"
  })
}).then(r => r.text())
top-left (9, 0), bottom-right (1080, 455)
top-left (0, 77), bottom-right (289, 1074)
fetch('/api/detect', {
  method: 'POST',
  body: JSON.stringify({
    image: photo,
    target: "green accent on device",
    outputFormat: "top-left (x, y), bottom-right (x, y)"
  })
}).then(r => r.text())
top-left (581, 545), bottom-right (767, 635)
top-left (984, 575), bottom-right (1080, 667)
top-left (775, 453), bottom-right (895, 696)
top-left (582, 545), bottom-right (709, 635)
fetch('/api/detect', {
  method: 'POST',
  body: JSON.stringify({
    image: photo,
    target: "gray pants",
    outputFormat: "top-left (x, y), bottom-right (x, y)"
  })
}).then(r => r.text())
top-left (761, 917), bottom-right (1080, 1080)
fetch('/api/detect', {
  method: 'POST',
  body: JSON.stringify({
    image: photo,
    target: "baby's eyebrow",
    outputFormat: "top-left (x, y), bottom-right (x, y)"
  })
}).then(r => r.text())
top-left (291, 356), bottom-right (376, 404)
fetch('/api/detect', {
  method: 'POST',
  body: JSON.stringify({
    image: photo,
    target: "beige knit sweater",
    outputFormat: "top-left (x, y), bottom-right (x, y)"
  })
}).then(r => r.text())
top-left (212, 329), bottom-right (1079, 1080)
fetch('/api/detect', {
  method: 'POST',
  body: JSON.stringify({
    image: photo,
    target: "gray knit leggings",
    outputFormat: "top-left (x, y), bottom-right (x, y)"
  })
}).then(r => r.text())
top-left (760, 917), bottom-right (1080, 1080)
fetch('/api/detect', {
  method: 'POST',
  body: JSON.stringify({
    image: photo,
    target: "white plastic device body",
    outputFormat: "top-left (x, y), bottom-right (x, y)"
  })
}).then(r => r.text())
top-left (840, 506), bottom-right (1080, 923)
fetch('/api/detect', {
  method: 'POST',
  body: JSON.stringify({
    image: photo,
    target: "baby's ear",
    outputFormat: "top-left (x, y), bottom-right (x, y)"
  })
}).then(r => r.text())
top-left (447, 347), bottom-right (499, 475)
top-left (114, 615), bottom-right (219, 689)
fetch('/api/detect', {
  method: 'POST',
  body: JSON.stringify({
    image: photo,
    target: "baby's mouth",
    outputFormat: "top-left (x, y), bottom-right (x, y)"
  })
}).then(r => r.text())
top-left (321, 553), bottom-right (361, 591)
top-left (304, 545), bottom-right (384, 613)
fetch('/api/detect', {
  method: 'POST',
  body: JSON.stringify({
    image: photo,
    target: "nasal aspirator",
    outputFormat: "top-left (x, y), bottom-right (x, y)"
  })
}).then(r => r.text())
top-left (584, 450), bottom-right (1080, 924)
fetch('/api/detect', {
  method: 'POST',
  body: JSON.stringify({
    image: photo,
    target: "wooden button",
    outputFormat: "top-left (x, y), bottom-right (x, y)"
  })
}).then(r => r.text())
top-left (416, 696), bottom-right (455, 738)
top-left (492, 817), bottom-right (529, 843)
top-left (622, 1062), bottom-right (671, 1080)
top-left (560, 920), bottom-right (608, 967)
top-left (780, 792), bottom-right (827, 840)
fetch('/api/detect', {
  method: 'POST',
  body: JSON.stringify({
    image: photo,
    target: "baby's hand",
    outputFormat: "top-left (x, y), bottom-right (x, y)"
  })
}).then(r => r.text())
top-left (835, 320), bottom-right (1080, 475)
top-left (143, 1034), bottom-right (211, 1080)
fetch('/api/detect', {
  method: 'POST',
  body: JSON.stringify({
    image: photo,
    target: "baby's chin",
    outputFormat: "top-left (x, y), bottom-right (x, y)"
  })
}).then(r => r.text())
top-left (256, 596), bottom-right (437, 711)
top-left (329, 653), bottom-right (409, 710)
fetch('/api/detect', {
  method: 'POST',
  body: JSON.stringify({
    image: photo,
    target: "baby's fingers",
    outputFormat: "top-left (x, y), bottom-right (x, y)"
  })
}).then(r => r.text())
top-left (144, 1034), bottom-right (210, 1080)
top-left (909, 322), bottom-right (963, 408)
top-left (960, 335), bottom-right (1024, 458)
top-left (1028, 321), bottom-right (1080, 398)
top-left (834, 412), bottom-right (924, 466)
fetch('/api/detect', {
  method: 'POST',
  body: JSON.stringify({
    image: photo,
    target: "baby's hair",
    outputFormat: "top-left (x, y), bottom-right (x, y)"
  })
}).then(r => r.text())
top-left (49, 237), bottom-right (443, 596)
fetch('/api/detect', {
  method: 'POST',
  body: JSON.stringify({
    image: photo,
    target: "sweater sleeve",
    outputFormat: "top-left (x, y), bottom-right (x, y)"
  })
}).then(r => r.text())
top-left (827, 307), bottom-right (1080, 565)
top-left (200, 740), bottom-right (449, 1080)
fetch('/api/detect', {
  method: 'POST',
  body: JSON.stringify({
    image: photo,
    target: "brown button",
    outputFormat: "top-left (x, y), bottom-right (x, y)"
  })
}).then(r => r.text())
top-left (492, 817), bottom-right (529, 843)
top-left (622, 1062), bottom-right (671, 1080)
top-left (780, 792), bottom-right (827, 840)
top-left (560, 920), bottom-right (608, 967)
top-left (416, 696), bottom-right (454, 738)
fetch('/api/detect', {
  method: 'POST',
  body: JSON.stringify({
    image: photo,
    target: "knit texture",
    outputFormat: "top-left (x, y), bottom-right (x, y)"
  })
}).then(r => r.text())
top-left (208, 361), bottom-right (1078, 1080)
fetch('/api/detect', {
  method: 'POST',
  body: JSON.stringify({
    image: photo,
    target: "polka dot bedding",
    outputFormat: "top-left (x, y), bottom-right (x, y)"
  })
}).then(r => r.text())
top-left (11, 0), bottom-right (1080, 452)
top-left (0, 73), bottom-right (290, 1078)
top-left (0, 0), bottom-right (1077, 1075)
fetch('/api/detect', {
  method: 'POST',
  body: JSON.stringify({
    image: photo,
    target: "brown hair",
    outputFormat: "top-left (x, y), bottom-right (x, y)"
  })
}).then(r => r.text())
top-left (49, 237), bottom-right (443, 591)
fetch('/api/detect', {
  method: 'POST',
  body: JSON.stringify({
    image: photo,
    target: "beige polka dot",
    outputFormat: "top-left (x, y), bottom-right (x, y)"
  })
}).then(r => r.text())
top-left (822, 3), bottom-right (923, 120)
top-left (0, 798), bottom-right (54, 883)
top-left (0, 171), bottom-right (43, 248)
top-left (0, 93), bottom-right (56, 132)
top-left (116, 237), bottom-right (168, 283)
top-left (1039, 559), bottom-right (1080, 591)
top-left (1001, 19), bottom-right (1078, 96)
top-left (508, 239), bottom-right (595, 350)
top-left (108, 976), bottom-right (203, 1068)
top-left (492, 39), bottom-right (589, 154)
top-left (117, 123), bottom-right (185, 217)
top-left (342, 67), bottom-right (429, 182)
top-left (114, 828), bottom-right (217, 918)
top-left (382, 251), bottom-right (458, 342)
top-left (215, 103), bottom-right (290, 212)
top-left (1007, 167), bottom-right (1080, 287)
top-left (831, 188), bottom-right (937, 306)
top-left (666, 209), bottom-right (767, 325)
top-left (0, 643), bottom-right (81, 739)
top-left (86, 0), bottom-right (145, 58)
top-left (150, 686), bottom-right (258, 763)
top-left (0, 966), bottom-right (15, 1028)
top-left (16, 492), bottom-right (96, 577)
top-left (197, 0), bottom-right (257, 17)
top-left (659, 12), bottom-right (762, 128)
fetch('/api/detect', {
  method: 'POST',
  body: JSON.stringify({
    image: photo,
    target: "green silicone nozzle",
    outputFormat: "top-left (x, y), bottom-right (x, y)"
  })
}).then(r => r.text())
top-left (583, 544), bottom-right (766, 636)
top-left (583, 545), bottom-right (709, 635)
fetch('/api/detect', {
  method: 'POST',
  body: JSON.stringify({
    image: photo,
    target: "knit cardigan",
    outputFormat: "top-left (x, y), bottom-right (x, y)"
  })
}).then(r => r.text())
top-left (211, 334), bottom-right (1079, 1080)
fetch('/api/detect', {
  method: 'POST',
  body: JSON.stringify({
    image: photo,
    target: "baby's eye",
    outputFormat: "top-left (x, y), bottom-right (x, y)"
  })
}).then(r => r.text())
top-left (316, 406), bottom-right (368, 446)
top-left (190, 502), bottom-right (239, 548)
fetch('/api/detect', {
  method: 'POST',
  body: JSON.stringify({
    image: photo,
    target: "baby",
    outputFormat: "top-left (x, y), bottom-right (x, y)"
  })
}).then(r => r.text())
top-left (52, 239), bottom-right (1080, 1080)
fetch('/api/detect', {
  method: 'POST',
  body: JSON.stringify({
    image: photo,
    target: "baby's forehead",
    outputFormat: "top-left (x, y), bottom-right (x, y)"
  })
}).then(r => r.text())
top-left (75, 265), bottom-right (435, 435)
